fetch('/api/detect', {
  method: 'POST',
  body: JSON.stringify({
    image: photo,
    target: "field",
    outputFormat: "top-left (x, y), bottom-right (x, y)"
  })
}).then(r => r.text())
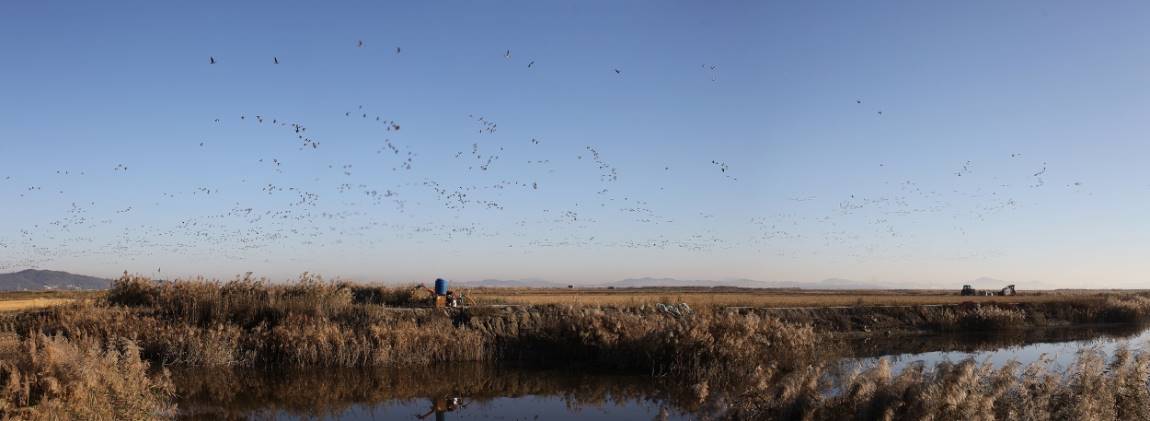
top-left (0, 290), bottom-right (98, 312)
top-left (0, 297), bottom-right (76, 313)
top-left (467, 286), bottom-right (1128, 308)
top-left (0, 287), bottom-right (1129, 312)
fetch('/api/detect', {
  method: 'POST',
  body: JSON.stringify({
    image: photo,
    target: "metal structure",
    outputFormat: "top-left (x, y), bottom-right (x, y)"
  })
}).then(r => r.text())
top-left (412, 278), bottom-right (476, 308)
top-left (961, 284), bottom-right (1016, 296)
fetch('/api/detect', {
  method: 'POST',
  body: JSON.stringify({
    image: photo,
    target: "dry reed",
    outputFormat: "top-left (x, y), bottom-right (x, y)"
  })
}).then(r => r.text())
top-left (15, 274), bottom-right (1150, 420)
top-left (0, 334), bottom-right (172, 420)
top-left (731, 347), bottom-right (1150, 421)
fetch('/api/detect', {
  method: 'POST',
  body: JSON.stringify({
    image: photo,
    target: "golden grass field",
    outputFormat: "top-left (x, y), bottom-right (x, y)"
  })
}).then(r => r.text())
top-left (0, 298), bottom-right (74, 313)
top-left (467, 287), bottom-right (1131, 308)
top-left (0, 291), bottom-right (98, 313)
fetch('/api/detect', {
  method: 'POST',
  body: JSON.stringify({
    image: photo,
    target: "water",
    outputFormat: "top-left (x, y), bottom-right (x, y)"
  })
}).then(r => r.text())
top-left (841, 323), bottom-right (1150, 374)
top-left (172, 363), bottom-right (698, 421)
top-left (171, 324), bottom-right (1150, 420)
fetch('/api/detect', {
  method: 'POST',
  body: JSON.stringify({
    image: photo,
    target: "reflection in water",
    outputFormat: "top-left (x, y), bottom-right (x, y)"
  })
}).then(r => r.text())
top-left (415, 397), bottom-right (466, 421)
top-left (171, 324), bottom-right (1150, 419)
top-left (842, 324), bottom-right (1150, 374)
top-left (171, 363), bottom-right (700, 420)
top-left (847, 323), bottom-right (1146, 359)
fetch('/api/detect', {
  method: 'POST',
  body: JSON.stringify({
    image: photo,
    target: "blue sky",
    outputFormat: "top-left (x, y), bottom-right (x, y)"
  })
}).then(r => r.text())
top-left (2, 1), bottom-right (1149, 287)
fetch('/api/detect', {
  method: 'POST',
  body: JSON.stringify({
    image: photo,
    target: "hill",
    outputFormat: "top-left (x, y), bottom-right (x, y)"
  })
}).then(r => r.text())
top-left (0, 269), bottom-right (111, 291)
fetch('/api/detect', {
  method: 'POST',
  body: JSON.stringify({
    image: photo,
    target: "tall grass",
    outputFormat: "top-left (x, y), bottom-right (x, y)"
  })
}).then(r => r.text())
top-left (17, 275), bottom-right (1150, 420)
top-left (28, 275), bottom-right (823, 383)
top-left (731, 347), bottom-right (1150, 420)
top-left (0, 334), bottom-right (172, 420)
top-left (751, 295), bottom-right (1150, 335)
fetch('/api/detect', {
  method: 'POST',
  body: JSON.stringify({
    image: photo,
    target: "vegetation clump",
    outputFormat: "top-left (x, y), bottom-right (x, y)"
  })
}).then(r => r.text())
top-left (0, 334), bottom-right (172, 420)
top-left (31, 275), bottom-right (824, 383)
top-left (732, 348), bottom-right (1150, 421)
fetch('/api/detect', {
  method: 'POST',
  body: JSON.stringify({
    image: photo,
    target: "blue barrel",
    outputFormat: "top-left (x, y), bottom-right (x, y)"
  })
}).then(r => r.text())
top-left (434, 278), bottom-right (448, 296)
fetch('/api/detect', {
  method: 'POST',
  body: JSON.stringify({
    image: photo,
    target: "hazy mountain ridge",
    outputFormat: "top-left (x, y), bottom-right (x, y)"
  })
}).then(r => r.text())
top-left (0, 269), bottom-right (111, 291)
top-left (456, 279), bottom-right (570, 288)
top-left (0, 271), bottom-right (1031, 291)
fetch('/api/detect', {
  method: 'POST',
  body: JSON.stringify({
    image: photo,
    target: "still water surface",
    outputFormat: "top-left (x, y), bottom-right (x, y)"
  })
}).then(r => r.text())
top-left (845, 323), bottom-right (1150, 373)
top-left (172, 363), bottom-right (696, 420)
top-left (173, 324), bottom-right (1150, 420)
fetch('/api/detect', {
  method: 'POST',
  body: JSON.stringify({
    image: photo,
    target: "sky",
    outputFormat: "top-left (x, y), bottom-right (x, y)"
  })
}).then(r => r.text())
top-left (1, 1), bottom-right (1149, 287)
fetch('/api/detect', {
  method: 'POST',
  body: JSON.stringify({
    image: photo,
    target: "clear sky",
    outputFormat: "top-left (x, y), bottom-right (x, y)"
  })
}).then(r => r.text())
top-left (2, 1), bottom-right (1149, 287)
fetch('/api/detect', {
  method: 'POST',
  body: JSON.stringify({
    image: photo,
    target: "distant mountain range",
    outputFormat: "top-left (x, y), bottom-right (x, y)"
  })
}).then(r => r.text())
top-left (0, 269), bottom-right (111, 291)
top-left (457, 277), bottom-right (893, 290)
top-left (0, 270), bottom-right (1026, 291)
top-left (456, 278), bottom-right (569, 288)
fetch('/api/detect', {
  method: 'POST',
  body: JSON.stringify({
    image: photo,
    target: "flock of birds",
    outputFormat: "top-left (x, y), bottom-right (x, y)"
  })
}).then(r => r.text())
top-left (0, 38), bottom-right (1088, 275)
top-left (205, 41), bottom-right (684, 79)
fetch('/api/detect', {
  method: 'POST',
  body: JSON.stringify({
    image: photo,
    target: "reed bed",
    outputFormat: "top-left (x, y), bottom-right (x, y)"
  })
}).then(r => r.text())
top-left (744, 294), bottom-right (1150, 335)
top-left (732, 347), bottom-right (1150, 421)
top-left (25, 276), bottom-right (1150, 371)
top-left (0, 334), bottom-right (172, 420)
top-left (14, 275), bottom-right (1150, 419)
top-left (27, 275), bottom-right (823, 383)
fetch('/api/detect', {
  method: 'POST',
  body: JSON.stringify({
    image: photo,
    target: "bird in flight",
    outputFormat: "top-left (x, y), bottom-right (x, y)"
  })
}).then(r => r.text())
top-left (209, 56), bottom-right (216, 64)
top-left (527, 61), bottom-right (535, 68)
top-left (702, 64), bottom-right (718, 81)
top-left (274, 57), bottom-right (279, 64)
top-left (505, 50), bottom-right (512, 59)
top-left (395, 47), bottom-right (401, 54)
top-left (1033, 164), bottom-right (1048, 177)
top-left (357, 40), bottom-right (364, 48)
top-left (614, 68), bottom-right (621, 74)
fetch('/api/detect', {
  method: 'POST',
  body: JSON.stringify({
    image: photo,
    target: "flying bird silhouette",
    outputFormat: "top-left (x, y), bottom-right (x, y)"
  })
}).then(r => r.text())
top-left (273, 57), bottom-right (279, 64)
top-left (209, 56), bottom-right (215, 64)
